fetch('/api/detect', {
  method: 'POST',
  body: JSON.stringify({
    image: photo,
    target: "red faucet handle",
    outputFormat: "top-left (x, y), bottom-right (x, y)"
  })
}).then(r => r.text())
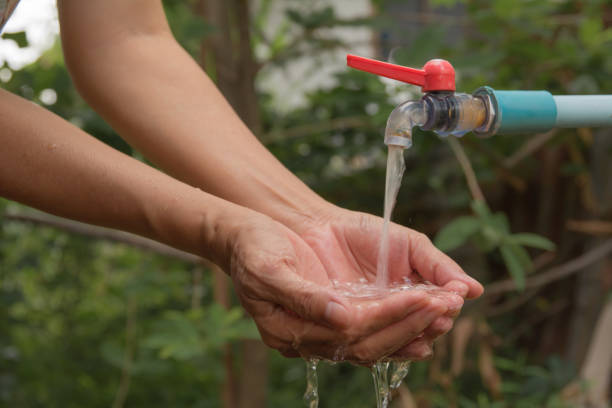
top-left (346, 54), bottom-right (455, 92)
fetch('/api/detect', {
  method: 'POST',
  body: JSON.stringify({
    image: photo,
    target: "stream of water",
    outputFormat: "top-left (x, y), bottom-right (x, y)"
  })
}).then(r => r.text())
top-left (376, 145), bottom-right (407, 288)
top-left (303, 145), bottom-right (413, 407)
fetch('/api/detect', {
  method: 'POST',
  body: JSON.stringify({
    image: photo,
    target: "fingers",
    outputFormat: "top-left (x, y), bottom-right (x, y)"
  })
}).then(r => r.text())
top-left (442, 280), bottom-right (470, 297)
top-left (249, 293), bottom-right (450, 363)
top-left (346, 297), bottom-right (447, 363)
top-left (267, 270), bottom-right (440, 336)
top-left (390, 316), bottom-right (454, 361)
top-left (392, 337), bottom-right (433, 361)
top-left (404, 229), bottom-right (484, 299)
top-left (424, 316), bottom-right (454, 338)
top-left (345, 289), bottom-right (433, 336)
top-left (263, 274), bottom-right (352, 329)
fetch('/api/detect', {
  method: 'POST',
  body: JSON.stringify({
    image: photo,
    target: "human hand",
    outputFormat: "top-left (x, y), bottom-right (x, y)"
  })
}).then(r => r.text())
top-left (222, 210), bottom-right (460, 363)
top-left (289, 206), bottom-right (484, 361)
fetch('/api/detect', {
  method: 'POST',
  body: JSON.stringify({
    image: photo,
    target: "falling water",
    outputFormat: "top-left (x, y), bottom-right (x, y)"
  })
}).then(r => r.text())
top-left (376, 145), bottom-right (406, 288)
top-left (303, 144), bottom-right (417, 407)
top-left (303, 358), bottom-right (319, 408)
top-left (371, 361), bottom-right (412, 408)
top-left (371, 361), bottom-right (391, 408)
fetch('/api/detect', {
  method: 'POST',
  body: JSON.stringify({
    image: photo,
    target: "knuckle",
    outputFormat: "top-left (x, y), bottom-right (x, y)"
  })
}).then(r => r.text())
top-left (339, 327), bottom-right (360, 344)
top-left (266, 253), bottom-right (296, 273)
top-left (357, 212), bottom-right (375, 232)
top-left (416, 347), bottom-right (434, 361)
top-left (440, 318), bottom-right (454, 333)
top-left (296, 283), bottom-right (316, 318)
top-left (414, 232), bottom-right (432, 248)
top-left (260, 333), bottom-right (285, 351)
top-left (249, 251), bottom-right (274, 274)
top-left (429, 317), bottom-right (453, 335)
top-left (352, 344), bottom-right (378, 363)
top-left (399, 342), bottom-right (433, 361)
top-left (279, 347), bottom-right (299, 358)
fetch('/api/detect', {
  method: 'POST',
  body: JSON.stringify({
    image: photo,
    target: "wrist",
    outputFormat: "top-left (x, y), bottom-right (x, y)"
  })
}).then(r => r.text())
top-left (139, 184), bottom-right (250, 270)
top-left (196, 199), bottom-right (257, 271)
top-left (277, 198), bottom-right (341, 236)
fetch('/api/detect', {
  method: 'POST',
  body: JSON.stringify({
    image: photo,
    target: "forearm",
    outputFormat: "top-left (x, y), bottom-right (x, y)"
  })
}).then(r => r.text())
top-left (0, 89), bottom-right (247, 267)
top-left (58, 1), bottom-right (329, 231)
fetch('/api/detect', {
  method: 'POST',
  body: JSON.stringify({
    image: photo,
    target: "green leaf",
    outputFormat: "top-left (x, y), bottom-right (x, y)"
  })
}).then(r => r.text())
top-left (509, 243), bottom-right (533, 272)
top-left (471, 200), bottom-right (491, 219)
top-left (489, 212), bottom-right (510, 235)
top-left (510, 233), bottom-right (555, 251)
top-left (500, 243), bottom-right (526, 290)
top-left (434, 216), bottom-right (481, 252)
top-left (1, 31), bottom-right (28, 48)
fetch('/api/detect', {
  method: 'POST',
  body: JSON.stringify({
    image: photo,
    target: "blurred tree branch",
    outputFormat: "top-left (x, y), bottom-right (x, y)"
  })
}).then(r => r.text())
top-left (484, 238), bottom-right (612, 296)
top-left (2, 210), bottom-right (205, 265)
top-left (448, 136), bottom-right (486, 203)
top-left (263, 115), bottom-right (376, 142)
top-left (567, 219), bottom-right (612, 236)
top-left (503, 130), bottom-right (557, 169)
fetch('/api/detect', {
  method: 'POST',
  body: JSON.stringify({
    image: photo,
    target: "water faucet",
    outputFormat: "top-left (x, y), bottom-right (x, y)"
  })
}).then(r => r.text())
top-left (347, 54), bottom-right (612, 147)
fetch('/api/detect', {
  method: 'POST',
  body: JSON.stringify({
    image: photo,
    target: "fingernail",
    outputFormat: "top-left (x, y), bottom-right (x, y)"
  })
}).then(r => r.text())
top-left (325, 301), bottom-right (349, 328)
top-left (446, 281), bottom-right (469, 297)
top-left (447, 294), bottom-right (464, 312)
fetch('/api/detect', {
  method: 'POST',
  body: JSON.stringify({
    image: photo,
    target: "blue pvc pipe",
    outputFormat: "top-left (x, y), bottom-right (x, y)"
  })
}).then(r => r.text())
top-left (474, 87), bottom-right (612, 135)
top-left (553, 95), bottom-right (612, 127)
top-left (493, 90), bottom-right (557, 133)
top-left (474, 87), bottom-right (557, 134)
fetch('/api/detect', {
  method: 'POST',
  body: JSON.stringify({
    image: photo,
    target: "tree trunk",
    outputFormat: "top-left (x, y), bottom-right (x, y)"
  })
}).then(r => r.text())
top-left (199, 0), bottom-right (261, 135)
top-left (213, 266), bottom-right (239, 408)
top-left (579, 298), bottom-right (612, 407)
top-left (195, 2), bottom-right (268, 407)
top-left (566, 129), bottom-right (612, 366)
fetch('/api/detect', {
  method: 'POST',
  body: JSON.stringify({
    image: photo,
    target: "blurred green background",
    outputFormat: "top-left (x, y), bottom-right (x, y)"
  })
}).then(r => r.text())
top-left (1, 0), bottom-right (611, 407)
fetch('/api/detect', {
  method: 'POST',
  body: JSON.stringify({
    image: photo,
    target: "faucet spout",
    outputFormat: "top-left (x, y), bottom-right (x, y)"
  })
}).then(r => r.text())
top-left (384, 100), bottom-right (428, 148)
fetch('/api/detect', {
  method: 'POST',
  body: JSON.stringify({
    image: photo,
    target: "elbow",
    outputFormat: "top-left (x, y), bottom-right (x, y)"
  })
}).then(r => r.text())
top-left (60, 34), bottom-right (112, 102)
top-left (60, 29), bottom-right (176, 104)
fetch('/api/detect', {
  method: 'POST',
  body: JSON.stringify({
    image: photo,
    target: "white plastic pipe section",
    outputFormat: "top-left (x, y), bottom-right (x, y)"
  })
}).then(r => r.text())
top-left (554, 95), bottom-right (612, 128)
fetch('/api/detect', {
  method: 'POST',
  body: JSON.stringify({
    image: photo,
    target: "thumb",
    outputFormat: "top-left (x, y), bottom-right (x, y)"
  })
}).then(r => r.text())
top-left (270, 276), bottom-right (351, 329)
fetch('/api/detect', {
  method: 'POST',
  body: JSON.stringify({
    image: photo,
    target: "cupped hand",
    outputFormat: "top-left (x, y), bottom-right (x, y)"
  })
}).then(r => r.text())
top-left (224, 211), bottom-right (462, 363)
top-left (291, 206), bottom-right (484, 360)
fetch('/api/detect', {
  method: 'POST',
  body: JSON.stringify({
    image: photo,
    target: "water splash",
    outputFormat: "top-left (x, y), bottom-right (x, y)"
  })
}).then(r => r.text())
top-left (390, 361), bottom-right (411, 391)
top-left (331, 277), bottom-right (439, 299)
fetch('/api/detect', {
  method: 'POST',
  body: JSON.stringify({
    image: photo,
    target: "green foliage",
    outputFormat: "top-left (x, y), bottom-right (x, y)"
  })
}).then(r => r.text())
top-left (435, 200), bottom-right (555, 289)
top-left (143, 306), bottom-right (258, 360)
top-left (434, 216), bottom-right (482, 252)
top-left (509, 233), bottom-right (556, 251)
top-left (0, 201), bottom-right (256, 406)
top-left (285, 7), bottom-right (336, 29)
top-left (492, 356), bottom-right (576, 408)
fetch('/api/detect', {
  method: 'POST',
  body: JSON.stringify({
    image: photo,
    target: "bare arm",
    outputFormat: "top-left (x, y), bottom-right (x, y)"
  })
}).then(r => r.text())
top-left (5, 89), bottom-right (451, 361)
top-left (56, 0), bottom-right (482, 300)
top-left (57, 0), bottom-right (328, 232)
top-left (0, 88), bottom-right (246, 267)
